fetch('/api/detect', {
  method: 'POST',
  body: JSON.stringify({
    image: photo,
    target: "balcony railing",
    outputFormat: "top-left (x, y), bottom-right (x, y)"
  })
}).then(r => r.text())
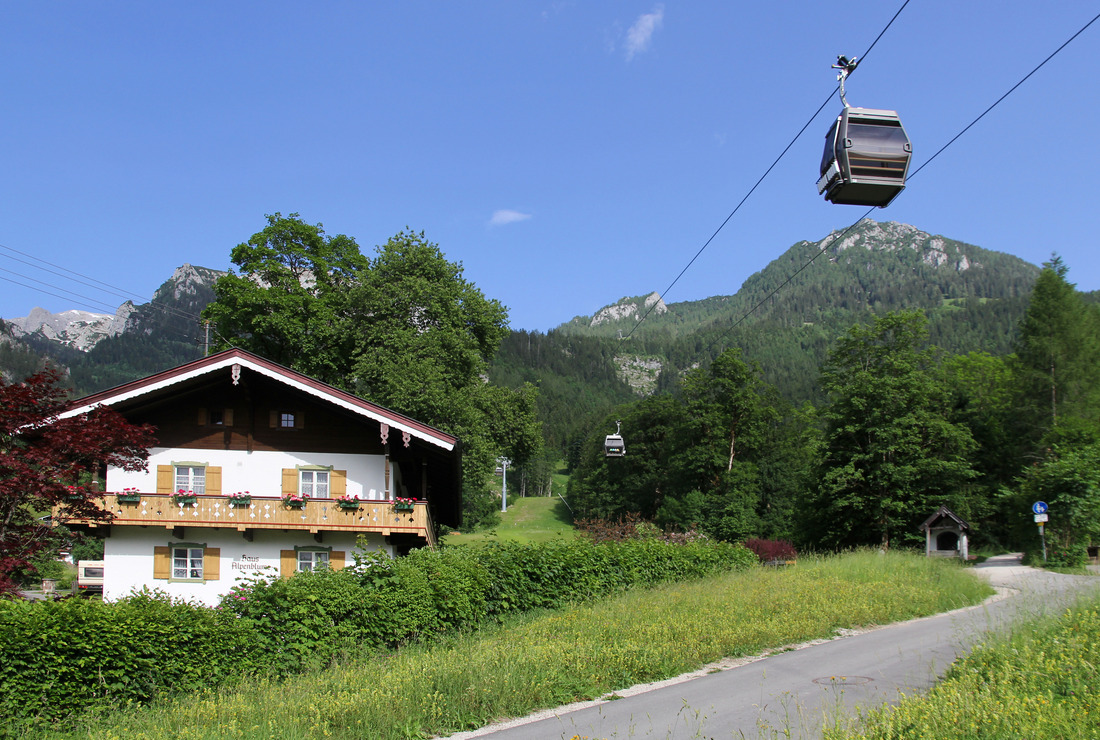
top-left (58, 493), bottom-right (436, 548)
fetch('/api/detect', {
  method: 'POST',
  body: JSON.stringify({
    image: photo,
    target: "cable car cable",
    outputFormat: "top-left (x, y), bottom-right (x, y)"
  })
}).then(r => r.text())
top-left (706, 8), bottom-right (1100, 355)
top-left (907, 8), bottom-right (1100, 182)
top-left (617, 0), bottom-right (912, 344)
top-left (0, 238), bottom-right (220, 329)
top-left (0, 241), bottom-right (149, 305)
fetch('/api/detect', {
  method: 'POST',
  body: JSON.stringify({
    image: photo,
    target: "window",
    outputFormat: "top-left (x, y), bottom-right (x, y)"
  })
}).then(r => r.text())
top-left (280, 412), bottom-right (295, 428)
top-left (154, 544), bottom-right (219, 582)
top-left (297, 549), bottom-right (330, 572)
top-left (208, 409), bottom-right (224, 425)
top-left (172, 546), bottom-right (204, 580)
top-left (175, 466), bottom-right (205, 496)
top-left (300, 470), bottom-right (330, 499)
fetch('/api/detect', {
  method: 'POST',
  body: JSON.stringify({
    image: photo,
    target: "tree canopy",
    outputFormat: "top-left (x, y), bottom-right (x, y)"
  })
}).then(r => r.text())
top-left (807, 310), bottom-right (976, 549)
top-left (203, 213), bottom-right (369, 385)
top-left (203, 215), bottom-right (540, 527)
top-left (1012, 255), bottom-right (1100, 455)
top-left (0, 367), bottom-right (155, 594)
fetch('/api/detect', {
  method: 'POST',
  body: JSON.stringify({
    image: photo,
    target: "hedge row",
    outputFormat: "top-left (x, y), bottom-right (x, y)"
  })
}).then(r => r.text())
top-left (0, 538), bottom-right (755, 730)
top-left (223, 538), bottom-right (756, 670)
top-left (0, 590), bottom-right (266, 731)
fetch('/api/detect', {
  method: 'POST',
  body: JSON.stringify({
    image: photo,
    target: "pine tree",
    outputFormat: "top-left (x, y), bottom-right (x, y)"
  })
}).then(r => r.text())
top-left (1013, 256), bottom-right (1100, 455)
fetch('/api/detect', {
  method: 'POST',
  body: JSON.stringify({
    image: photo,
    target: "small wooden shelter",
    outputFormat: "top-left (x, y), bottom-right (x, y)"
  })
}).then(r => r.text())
top-left (920, 506), bottom-right (970, 559)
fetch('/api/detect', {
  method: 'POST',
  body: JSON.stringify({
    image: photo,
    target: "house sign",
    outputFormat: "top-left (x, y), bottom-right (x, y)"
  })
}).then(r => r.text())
top-left (232, 555), bottom-right (266, 571)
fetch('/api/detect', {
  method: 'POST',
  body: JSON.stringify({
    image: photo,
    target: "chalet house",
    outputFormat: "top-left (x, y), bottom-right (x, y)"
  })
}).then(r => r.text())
top-left (58, 348), bottom-right (461, 606)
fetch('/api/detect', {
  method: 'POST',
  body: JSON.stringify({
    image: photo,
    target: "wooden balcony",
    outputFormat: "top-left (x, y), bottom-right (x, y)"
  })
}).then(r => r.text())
top-left (58, 493), bottom-right (437, 548)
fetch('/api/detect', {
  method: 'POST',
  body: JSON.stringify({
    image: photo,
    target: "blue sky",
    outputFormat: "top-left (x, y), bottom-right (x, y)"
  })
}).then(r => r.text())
top-left (2, 2), bottom-right (1098, 333)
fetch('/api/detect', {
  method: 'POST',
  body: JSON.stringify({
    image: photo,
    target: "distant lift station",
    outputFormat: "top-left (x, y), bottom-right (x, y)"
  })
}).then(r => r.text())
top-left (817, 56), bottom-right (911, 208)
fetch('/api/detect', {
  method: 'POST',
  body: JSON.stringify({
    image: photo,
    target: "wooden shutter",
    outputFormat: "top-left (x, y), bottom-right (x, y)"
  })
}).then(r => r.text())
top-left (269, 410), bottom-right (278, 428)
top-left (197, 407), bottom-right (207, 425)
top-left (157, 465), bottom-right (173, 494)
top-left (206, 466), bottom-right (222, 496)
top-left (223, 408), bottom-right (234, 427)
top-left (331, 470), bottom-right (347, 497)
top-left (153, 546), bottom-right (170, 579)
top-left (204, 548), bottom-right (220, 581)
top-left (280, 550), bottom-right (296, 577)
top-left (331, 551), bottom-right (346, 571)
top-left (282, 469), bottom-right (298, 496)
top-left (296, 412), bottom-right (305, 429)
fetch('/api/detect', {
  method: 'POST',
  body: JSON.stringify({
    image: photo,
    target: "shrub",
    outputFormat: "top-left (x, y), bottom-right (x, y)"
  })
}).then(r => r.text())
top-left (743, 538), bottom-right (798, 563)
top-left (0, 589), bottom-right (265, 730)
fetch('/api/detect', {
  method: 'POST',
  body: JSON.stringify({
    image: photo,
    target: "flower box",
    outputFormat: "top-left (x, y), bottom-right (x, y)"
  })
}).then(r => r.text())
top-left (226, 491), bottom-right (251, 507)
top-left (116, 493), bottom-right (142, 504)
top-left (172, 494), bottom-right (197, 506)
top-left (282, 495), bottom-right (309, 509)
top-left (394, 499), bottom-right (415, 512)
top-left (338, 501), bottom-right (361, 511)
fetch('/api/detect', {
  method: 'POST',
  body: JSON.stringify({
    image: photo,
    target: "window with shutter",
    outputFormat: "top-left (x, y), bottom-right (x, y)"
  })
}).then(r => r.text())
top-left (160, 541), bottom-right (213, 582)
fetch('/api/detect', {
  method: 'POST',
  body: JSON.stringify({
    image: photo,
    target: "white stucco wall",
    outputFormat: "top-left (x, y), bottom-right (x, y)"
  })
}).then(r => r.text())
top-left (107, 448), bottom-right (389, 500)
top-left (102, 527), bottom-right (391, 606)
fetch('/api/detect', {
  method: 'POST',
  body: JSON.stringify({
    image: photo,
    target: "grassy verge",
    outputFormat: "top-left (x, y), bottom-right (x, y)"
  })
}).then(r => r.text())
top-left (827, 591), bottom-right (1100, 740)
top-left (38, 551), bottom-right (990, 740)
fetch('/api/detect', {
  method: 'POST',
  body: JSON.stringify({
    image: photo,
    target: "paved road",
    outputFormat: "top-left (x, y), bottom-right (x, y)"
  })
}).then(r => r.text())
top-left (453, 555), bottom-right (1100, 740)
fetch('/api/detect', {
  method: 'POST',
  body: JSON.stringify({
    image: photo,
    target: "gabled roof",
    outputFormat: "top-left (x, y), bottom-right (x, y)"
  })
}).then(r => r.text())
top-left (60, 348), bottom-right (457, 452)
top-left (919, 505), bottom-right (970, 532)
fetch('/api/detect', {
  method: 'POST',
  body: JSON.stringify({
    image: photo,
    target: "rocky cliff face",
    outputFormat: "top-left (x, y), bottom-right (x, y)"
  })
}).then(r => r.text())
top-left (4, 263), bottom-right (224, 352)
top-left (8, 305), bottom-right (131, 352)
top-left (588, 291), bottom-right (669, 328)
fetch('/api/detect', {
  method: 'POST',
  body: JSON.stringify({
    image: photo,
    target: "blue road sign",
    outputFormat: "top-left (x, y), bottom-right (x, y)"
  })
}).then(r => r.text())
top-left (1032, 501), bottom-right (1048, 515)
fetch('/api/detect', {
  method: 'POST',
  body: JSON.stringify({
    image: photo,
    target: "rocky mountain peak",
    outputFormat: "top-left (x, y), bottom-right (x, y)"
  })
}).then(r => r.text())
top-left (154, 263), bottom-right (226, 302)
top-left (8, 306), bottom-right (128, 352)
top-left (589, 292), bottom-right (668, 327)
top-left (821, 220), bottom-right (978, 273)
top-left (4, 264), bottom-right (225, 353)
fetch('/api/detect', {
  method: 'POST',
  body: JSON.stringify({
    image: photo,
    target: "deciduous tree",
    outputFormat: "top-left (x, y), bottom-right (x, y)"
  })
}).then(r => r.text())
top-left (0, 367), bottom-right (154, 594)
top-left (204, 218), bottom-right (541, 528)
top-left (203, 212), bottom-right (369, 385)
top-left (810, 310), bottom-right (975, 549)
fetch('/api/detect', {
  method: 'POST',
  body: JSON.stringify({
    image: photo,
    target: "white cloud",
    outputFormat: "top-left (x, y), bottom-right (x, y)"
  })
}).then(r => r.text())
top-left (489, 209), bottom-right (532, 226)
top-left (625, 5), bottom-right (664, 61)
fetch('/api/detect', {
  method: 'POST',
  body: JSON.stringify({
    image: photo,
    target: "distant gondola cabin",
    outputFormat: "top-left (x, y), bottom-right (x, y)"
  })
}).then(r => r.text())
top-left (604, 435), bottom-right (625, 457)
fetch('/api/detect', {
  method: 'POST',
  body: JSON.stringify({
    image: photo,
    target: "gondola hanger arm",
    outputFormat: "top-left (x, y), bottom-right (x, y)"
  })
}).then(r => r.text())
top-left (832, 55), bottom-right (859, 108)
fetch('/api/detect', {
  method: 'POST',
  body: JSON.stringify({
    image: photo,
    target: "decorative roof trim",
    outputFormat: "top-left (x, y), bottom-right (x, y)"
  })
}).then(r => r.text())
top-left (60, 348), bottom-right (457, 452)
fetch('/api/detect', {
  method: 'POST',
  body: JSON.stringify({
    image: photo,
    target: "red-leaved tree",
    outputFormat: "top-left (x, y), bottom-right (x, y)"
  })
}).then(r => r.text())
top-left (0, 367), bottom-right (156, 595)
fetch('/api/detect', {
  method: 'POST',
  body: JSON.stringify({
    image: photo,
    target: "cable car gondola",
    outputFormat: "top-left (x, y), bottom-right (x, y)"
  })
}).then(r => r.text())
top-left (604, 420), bottom-right (625, 458)
top-left (817, 56), bottom-right (911, 208)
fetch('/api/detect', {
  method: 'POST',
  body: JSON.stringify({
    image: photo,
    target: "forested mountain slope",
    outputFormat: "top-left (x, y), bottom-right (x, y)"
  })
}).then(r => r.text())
top-left (494, 220), bottom-right (1041, 451)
